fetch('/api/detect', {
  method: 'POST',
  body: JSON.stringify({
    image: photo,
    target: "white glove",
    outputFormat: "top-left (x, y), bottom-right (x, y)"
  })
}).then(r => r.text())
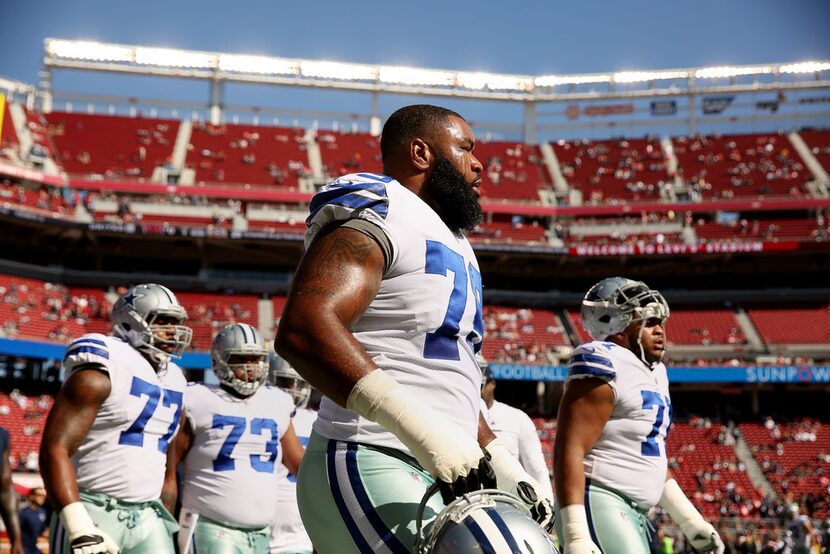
top-left (60, 502), bottom-right (120, 554)
top-left (484, 437), bottom-right (554, 532)
top-left (347, 370), bottom-right (493, 502)
top-left (659, 479), bottom-right (725, 554)
top-left (559, 505), bottom-right (602, 554)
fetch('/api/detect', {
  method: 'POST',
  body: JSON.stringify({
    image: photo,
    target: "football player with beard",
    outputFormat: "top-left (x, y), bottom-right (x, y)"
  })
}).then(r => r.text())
top-left (276, 104), bottom-right (553, 553)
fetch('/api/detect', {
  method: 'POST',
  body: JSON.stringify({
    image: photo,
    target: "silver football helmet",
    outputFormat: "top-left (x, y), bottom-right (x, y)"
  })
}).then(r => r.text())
top-left (269, 356), bottom-right (312, 408)
top-left (111, 284), bottom-right (192, 368)
top-left (416, 487), bottom-right (560, 554)
top-left (211, 323), bottom-right (269, 397)
top-left (581, 277), bottom-right (669, 365)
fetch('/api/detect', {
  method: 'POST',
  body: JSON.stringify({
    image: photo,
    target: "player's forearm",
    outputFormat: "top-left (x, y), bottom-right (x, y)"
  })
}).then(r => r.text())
top-left (0, 487), bottom-right (21, 543)
top-left (477, 413), bottom-right (497, 446)
top-left (160, 479), bottom-right (178, 514)
top-left (39, 447), bottom-right (81, 512)
top-left (553, 444), bottom-right (587, 506)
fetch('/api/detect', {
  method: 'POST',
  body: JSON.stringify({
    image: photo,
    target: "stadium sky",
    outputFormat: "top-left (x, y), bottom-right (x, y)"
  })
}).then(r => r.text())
top-left (2, 0), bottom-right (829, 137)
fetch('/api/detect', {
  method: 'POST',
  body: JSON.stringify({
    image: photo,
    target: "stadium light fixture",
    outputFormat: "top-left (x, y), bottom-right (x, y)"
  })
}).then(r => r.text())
top-left (379, 66), bottom-right (456, 87)
top-left (456, 72), bottom-right (532, 91)
top-left (46, 39), bottom-right (133, 63)
top-left (299, 61), bottom-right (377, 81)
top-left (218, 54), bottom-right (298, 75)
top-left (694, 65), bottom-right (772, 79)
top-left (134, 47), bottom-right (215, 69)
top-left (613, 70), bottom-right (689, 83)
top-left (534, 74), bottom-right (611, 87)
top-left (779, 61), bottom-right (830, 74)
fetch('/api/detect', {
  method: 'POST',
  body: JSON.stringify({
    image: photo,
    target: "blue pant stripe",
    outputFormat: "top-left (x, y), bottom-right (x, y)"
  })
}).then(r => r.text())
top-left (585, 478), bottom-right (604, 553)
top-left (485, 507), bottom-right (522, 553)
top-left (463, 518), bottom-right (497, 554)
top-left (326, 440), bottom-right (374, 554)
top-left (345, 443), bottom-right (409, 554)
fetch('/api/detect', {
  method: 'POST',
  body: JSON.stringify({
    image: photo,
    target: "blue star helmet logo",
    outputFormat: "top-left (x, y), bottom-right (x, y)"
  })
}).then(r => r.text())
top-left (122, 290), bottom-right (143, 307)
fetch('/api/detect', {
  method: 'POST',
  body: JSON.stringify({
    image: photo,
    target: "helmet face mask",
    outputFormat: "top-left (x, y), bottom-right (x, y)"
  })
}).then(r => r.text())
top-left (269, 357), bottom-right (312, 408)
top-left (581, 277), bottom-right (669, 341)
top-left (211, 324), bottom-right (269, 397)
top-left (581, 277), bottom-right (669, 367)
top-left (111, 284), bottom-right (192, 368)
top-left (415, 488), bottom-right (559, 554)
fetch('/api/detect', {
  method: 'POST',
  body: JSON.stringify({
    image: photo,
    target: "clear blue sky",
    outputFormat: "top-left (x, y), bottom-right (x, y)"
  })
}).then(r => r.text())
top-left (2, 1), bottom-right (829, 138)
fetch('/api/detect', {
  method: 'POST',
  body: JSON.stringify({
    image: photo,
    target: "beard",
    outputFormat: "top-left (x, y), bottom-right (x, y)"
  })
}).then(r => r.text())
top-left (424, 155), bottom-right (484, 234)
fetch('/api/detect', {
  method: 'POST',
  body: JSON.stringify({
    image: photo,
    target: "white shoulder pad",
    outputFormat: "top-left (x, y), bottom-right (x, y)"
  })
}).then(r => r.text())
top-left (305, 173), bottom-right (396, 250)
top-left (566, 341), bottom-right (617, 382)
top-left (63, 334), bottom-right (113, 376)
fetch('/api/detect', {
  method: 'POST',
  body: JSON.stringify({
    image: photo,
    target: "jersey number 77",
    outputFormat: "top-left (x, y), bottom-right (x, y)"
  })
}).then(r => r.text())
top-left (424, 240), bottom-right (483, 361)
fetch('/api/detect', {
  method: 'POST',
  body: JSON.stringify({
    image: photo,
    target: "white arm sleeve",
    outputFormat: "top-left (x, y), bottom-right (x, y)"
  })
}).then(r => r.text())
top-left (518, 415), bottom-right (554, 501)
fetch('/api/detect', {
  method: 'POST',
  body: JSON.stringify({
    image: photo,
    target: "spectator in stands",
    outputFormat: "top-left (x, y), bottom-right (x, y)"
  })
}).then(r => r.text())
top-left (19, 487), bottom-right (49, 554)
top-left (0, 426), bottom-right (24, 554)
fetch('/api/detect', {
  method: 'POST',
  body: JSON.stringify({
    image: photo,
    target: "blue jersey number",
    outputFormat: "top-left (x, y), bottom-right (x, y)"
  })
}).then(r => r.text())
top-left (424, 240), bottom-right (483, 360)
top-left (158, 390), bottom-right (183, 453)
top-left (118, 377), bottom-right (181, 450)
top-left (212, 415), bottom-right (280, 473)
top-left (212, 415), bottom-right (246, 472)
top-left (640, 391), bottom-right (672, 457)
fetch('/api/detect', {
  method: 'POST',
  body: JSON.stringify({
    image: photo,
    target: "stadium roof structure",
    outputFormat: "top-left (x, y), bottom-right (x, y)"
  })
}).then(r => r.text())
top-left (24, 38), bottom-right (830, 140)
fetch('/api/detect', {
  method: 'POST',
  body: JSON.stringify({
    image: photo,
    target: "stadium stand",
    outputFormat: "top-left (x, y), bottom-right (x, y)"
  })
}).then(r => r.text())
top-left (673, 133), bottom-right (810, 199)
top-left (476, 141), bottom-right (550, 201)
top-left (552, 138), bottom-right (669, 203)
top-left (747, 304), bottom-right (830, 344)
top-left (186, 121), bottom-right (309, 188)
top-left (0, 391), bottom-right (52, 473)
top-left (42, 111), bottom-right (179, 179)
top-left (740, 419), bottom-right (830, 518)
top-left (799, 129), bottom-right (830, 174)
top-left (317, 130), bottom-right (383, 177)
top-left (667, 421), bottom-right (764, 519)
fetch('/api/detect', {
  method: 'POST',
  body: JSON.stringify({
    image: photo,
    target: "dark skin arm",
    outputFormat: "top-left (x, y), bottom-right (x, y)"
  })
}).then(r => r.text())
top-left (477, 411), bottom-right (496, 446)
top-left (275, 226), bottom-right (384, 406)
top-left (39, 367), bottom-right (111, 512)
top-left (1, 436), bottom-right (23, 554)
top-left (161, 411), bottom-right (193, 513)
top-left (279, 421), bottom-right (304, 477)
top-left (553, 377), bottom-right (615, 506)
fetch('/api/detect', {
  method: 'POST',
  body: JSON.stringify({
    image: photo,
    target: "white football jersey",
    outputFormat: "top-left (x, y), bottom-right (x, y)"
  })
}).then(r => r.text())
top-left (181, 384), bottom-right (296, 528)
top-left (487, 400), bottom-right (554, 501)
top-left (565, 341), bottom-right (672, 509)
top-left (307, 173), bottom-right (484, 453)
top-left (63, 333), bottom-right (187, 503)
top-left (271, 407), bottom-right (317, 553)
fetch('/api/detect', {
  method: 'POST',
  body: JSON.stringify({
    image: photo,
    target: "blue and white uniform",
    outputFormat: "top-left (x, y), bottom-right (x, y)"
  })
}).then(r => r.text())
top-left (554, 340), bottom-right (672, 553)
top-left (297, 173), bottom-right (485, 554)
top-left (51, 333), bottom-right (185, 554)
top-left (177, 383), bottom-right (296, 554)
top-left (271, 408), bottom-right (317, 554)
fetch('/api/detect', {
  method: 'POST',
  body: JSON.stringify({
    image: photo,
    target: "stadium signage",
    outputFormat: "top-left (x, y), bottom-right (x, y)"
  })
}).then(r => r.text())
top-left (650, 100), bottom-right (677, 116)
top-left (583, 103), bottom-right (635, 117)
top-left (702, 96), bottom-right (734, 115)
top-left (570, 242), bottom-right (764, 256)
top-left (490, 363), bottom-right (830, 383)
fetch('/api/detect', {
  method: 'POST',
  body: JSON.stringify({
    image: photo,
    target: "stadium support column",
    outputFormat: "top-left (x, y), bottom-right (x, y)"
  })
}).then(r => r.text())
top-left (369, 92), bottom-right (381, 136)
top-left (209, 78), bottom-right (223, 125)
top-left (39, 69), bottom-right (53, 113)
top-left (523, 101), bottom-right (537, 145)
top-left (688, 92), bottom-right (697, 136)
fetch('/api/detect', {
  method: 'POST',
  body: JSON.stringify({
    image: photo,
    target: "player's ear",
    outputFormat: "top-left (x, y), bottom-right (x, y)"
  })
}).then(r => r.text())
top-left (411, 138), bottom-right (431, 171)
